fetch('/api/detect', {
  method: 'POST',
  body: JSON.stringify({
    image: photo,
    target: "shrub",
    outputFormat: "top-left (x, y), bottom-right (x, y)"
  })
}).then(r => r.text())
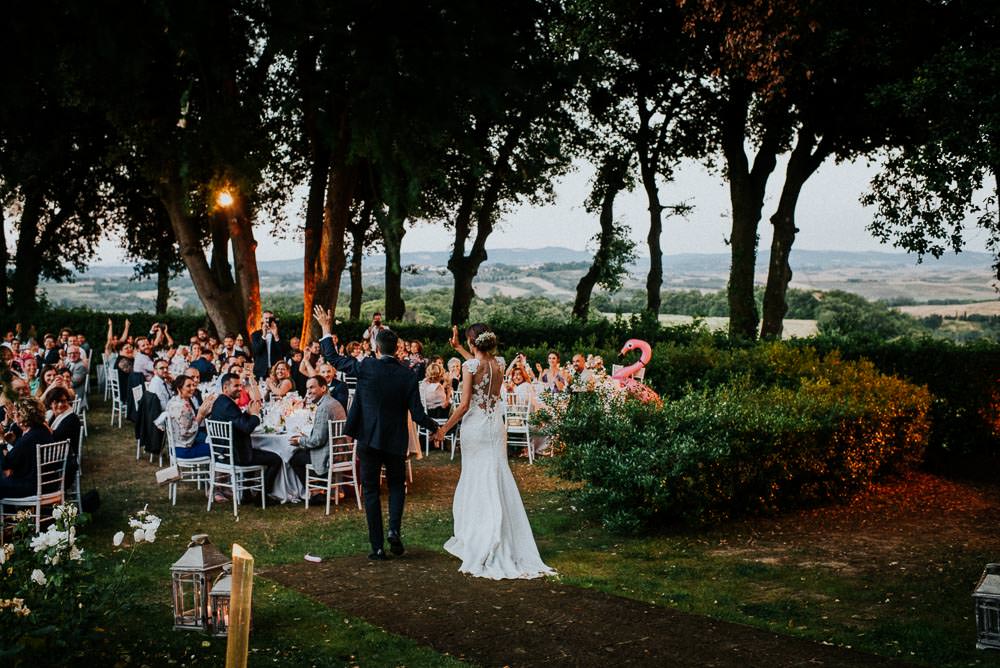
top-left (543, 346), bottom-right (931, 530)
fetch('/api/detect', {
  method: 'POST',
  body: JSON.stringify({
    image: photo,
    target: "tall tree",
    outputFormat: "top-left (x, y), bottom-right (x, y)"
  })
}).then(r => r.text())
top-left (572, 152), bottom-right (637, 320)
top-left (863, 1), bottom-right (1000, 278)
top-left (83, 0), bottom-right (282, 339)
top-left (571, 0), bottom-right (706, 317)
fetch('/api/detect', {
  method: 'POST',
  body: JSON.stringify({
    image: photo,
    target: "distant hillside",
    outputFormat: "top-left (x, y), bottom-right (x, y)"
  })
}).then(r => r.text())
top-left (82, 247), bottom-right (998, 278)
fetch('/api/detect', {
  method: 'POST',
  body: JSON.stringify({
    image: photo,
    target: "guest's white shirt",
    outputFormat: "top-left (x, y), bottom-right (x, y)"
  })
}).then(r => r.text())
top-left (133, 352), bottom-right (155, 380)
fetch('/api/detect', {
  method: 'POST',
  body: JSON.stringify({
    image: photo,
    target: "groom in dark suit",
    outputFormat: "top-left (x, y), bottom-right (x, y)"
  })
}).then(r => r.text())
top-left (313, 306), bottom-right (441, 560)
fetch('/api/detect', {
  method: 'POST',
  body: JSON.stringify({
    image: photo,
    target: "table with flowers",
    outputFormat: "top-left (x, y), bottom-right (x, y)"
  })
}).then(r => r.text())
top-left (250, 394), bottom-right (315, 503)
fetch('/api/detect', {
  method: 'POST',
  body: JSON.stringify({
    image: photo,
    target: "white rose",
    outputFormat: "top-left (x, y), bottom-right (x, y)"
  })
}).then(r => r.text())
top-left (50, 553), bottom-right (60, 566)
top-left (144, 528), bottom-right (157, 543)
top-left (133, 528), bottom-right (146, 543)
top-left (30, 569), bottom-right (47, 586)
top-left (112, 531), bottom-right (125, 547)
top-left (69, 546), bottom-right (83, 561)
top-left (52, 507), bottom-right (63, 521)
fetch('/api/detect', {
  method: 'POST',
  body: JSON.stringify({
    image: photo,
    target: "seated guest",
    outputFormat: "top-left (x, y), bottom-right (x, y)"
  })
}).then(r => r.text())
top-left (209, 373), bottom-right (282, 496)
top-left (447, 357), bottom-right (462, 393)
top-left (165, 375), bottom-right (216, 459)
top-left (0, 398), bottom-right (53, 500)
top-left (508, 367), bottom-right (541, 410)
top-left (289, 375), bottom-right (347, 488)
top-left (37, 335), bottom-right (60, 367)
top-left (132, 336), bottom-right (156, 381)
top-left (34, 365), bottom-right (58, 401)
top-left (66, 345), bottom-right (89, 407)
top-left (185, 367), bottom-right (204, 410)
top-left (419, 362), bottom-right (450, 419)
top-left (54, 369), bottom-right (78, 403)
top-left (317, 363), bottom-right (349, 408)
top-left (148, 359), bottom-right (174, 414)
top-left (220, 334), bottom-right (242, 362)
top-left (191, 348), bottom-right (218, 384)
top-left (265, 360), bottom-right (295, 400)
top-left (407, 341), bottom-right (427, 380)
top-left (288, 348), bottom-right (308, 396)
top-left (45, 387), bottom-right (81, 483)
top-left (20, 357), bottom-right (39, 394)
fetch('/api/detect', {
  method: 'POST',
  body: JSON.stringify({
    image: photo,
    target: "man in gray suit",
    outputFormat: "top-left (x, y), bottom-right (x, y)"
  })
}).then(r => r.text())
top-left (289, 375), bottom-right (347, 492)
top-left (65, 345), bottom-right (89, 409)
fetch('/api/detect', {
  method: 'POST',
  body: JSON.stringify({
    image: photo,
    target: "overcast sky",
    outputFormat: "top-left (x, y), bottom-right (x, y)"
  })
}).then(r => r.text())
top-left (83, 155), bottom-right (991, 265)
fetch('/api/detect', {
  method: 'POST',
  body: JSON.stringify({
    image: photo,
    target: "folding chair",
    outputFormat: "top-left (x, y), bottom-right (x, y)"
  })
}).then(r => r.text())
top-left (1, 439), bottom-right (70, 539)
top-left (506, 400), bottom-right (534, 464)
top-left (205, 419), bottom-right (266, 519)
top-left (108, 374), bottom-right (125, 427)
top-left (305, 419), bottom-right (361, 514)
top-left (164, 416), bottom-right (212, 506)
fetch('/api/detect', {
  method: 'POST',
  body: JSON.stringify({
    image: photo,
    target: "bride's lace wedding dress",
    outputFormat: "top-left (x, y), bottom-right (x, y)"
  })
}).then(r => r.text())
top-left (444, 357), bottom-right (555, 579)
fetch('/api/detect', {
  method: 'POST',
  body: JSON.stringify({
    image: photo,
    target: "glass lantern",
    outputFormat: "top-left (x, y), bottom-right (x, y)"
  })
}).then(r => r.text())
top-left (208, 564), bottom-right (233, 637)
top-left (171, 534), bottom-right (230, 631)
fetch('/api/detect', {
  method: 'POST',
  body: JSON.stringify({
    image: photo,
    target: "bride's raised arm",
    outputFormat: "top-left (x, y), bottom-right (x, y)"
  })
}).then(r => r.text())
top-left (448, 325), bottom-right (473, 361)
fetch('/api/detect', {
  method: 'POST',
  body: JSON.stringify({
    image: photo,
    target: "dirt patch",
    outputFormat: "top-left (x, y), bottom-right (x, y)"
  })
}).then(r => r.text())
top-left (263, 551), bottom-right (913, 667)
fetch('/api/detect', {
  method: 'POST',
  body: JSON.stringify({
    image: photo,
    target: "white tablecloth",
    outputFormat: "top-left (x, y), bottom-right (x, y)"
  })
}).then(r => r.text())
top-left (251, 431), bottom-right (307, 503)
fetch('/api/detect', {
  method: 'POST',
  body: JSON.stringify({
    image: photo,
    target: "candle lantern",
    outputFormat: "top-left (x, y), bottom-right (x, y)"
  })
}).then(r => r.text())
top-left (171, 534), bottom-right (230, 631)
top-left (208, 564), bottom-right (236, 637)
top-left (974, 563), bottom-right (1000, 649)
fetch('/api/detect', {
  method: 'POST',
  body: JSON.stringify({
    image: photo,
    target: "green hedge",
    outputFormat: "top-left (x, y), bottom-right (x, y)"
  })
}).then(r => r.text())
top-left (544, 344), bottom-right (931, 530)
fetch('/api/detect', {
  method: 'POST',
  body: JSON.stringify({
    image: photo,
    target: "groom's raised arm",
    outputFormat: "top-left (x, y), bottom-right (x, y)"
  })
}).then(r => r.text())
top-left (313, 305), bottom-right (361, 376)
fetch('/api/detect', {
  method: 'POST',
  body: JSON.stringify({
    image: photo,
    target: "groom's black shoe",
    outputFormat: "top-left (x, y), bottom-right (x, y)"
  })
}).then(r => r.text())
top-left (368, 548), bottom-right (388, 561)
top-left (387, 531), bottom-right (405, 556)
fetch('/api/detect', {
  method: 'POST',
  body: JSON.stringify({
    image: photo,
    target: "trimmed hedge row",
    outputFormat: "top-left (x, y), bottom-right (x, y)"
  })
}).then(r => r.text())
top-left (545, 344), bottom-right (932, 530)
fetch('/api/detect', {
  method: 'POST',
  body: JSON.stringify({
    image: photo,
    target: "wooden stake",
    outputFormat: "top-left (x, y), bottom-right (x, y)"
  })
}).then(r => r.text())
top-left (225, 544), bottom-right (254, 668)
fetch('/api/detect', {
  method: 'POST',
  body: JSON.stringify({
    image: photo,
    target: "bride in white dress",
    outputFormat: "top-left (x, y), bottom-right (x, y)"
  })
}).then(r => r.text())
top-left (434, 324), bottom-right (555, 580)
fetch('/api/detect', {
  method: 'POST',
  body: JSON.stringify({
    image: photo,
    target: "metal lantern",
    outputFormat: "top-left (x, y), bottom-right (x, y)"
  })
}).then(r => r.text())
top-left (974, 563), bottom-right (1000, 649)
top-left (208, 564), bottom-right (233, 637)
top-left (171, 534), bottom-right (230, 631)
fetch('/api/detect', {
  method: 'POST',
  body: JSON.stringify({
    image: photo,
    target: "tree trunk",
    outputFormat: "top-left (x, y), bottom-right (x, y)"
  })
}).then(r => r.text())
top-left (155, 247), bottom-right (170, 314)
top-left (574, 156), bottom-right (628, 320)
top-left (10, 191), bottom-right (45, 314)
top-left (637, 98), bottom-right (664, 316)
top-left (229, 211), bottom-right (262, 337)
top-left (721, 89), bottom-right (780, 341)
top-left (300, 151), bottom-right (332, 344)
top-left (381, 210), bottom-right (407, 321)
top-left (311, 162), bottom-right (355, 329)
top-left (348, 199), bottom-right (371, 320)
top-left (158, 173), bottom-right (246, 338)
top-left (760, 131), bottom-right (829, 339)
top-left (447, 124), bottom-right (520, 325)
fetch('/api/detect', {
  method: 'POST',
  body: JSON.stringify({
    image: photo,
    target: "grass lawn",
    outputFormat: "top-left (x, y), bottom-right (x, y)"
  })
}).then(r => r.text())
top-left (29, 391), bottom-right (1000, 666)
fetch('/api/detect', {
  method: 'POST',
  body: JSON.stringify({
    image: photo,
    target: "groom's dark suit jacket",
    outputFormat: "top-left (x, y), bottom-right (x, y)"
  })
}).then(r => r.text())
top-left (320, 336), bottom-right (438, 457)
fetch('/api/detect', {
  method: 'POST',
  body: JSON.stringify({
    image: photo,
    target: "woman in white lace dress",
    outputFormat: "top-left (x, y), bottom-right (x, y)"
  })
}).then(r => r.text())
top-left (435, 324), bottom-right (555, 580)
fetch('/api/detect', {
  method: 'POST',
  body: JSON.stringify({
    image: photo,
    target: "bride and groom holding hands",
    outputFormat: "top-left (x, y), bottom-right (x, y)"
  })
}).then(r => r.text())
top-left (312, 306), bottom-right (553, 579)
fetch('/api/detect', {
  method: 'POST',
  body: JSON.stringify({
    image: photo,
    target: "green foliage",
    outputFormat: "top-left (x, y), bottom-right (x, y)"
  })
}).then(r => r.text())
top-left (0, 504), bottom-right (158, 663)
top-left (545, 344), bottom-right (931, 530)
top-left (814, 290), bottom-right (923, 339)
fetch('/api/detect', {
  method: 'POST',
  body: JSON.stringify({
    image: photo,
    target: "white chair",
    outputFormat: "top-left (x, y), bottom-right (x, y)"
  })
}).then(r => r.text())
top-left (66, 426), bottom-right (85, 509)
top-left (97, 359), bottom-right (108, 397)
top-left (1, 439), bottom-right (70, 538)
top-left (305, 419), bottom-right (361, 515)
top-left (72, 395), bottom-right (88, 438)
top-left (132, 385), bottom-right (145, 460)
top-left (205, 419), bottom-right (266, 519)
top-left (506, 400), bottom-right (533, 464)
top-left (108, 374), bottom-right (125, 427)
top-left (164, 416), bottom-right (212, 506)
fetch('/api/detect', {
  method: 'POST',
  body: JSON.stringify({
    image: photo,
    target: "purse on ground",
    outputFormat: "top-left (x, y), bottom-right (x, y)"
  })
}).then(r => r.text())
top-left (155, 465), bottom-right (182, 485)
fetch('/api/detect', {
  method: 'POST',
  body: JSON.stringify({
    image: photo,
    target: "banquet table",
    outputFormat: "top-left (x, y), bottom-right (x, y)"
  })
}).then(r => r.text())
top-left (251, 429), bottom-right (307, 503)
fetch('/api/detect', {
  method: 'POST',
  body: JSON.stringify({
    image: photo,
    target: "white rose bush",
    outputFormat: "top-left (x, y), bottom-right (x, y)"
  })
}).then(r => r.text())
top-left (1, 503), bottom-right (160, 663)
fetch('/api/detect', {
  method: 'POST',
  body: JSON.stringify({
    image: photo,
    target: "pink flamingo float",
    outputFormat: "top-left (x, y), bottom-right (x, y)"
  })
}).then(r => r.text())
top-left (611, 339), bottom-right (661, 403)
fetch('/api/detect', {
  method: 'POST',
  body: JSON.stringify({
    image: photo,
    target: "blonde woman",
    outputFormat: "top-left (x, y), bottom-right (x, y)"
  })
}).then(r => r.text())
top-left (265, 360), bottom-right (295, 400)
top-left (419, 362), bottom-right (450, 419)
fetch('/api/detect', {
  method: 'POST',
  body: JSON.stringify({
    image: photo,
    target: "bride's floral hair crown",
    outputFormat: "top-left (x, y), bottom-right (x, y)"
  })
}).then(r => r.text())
top-left (466, 322), bottom-right (497, 352)
top-left (474, 331), bottom-right (498, 352)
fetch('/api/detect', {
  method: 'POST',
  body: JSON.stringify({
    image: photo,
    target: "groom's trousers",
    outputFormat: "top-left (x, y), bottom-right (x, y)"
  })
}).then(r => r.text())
top-left (357, 445), bottom-right (407, 550)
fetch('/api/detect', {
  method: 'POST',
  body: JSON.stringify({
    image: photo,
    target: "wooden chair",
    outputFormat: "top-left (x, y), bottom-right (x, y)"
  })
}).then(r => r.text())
top-left (205, 419), bottom-right (266, 519)
top-left (164, 416), bottom-right (212, 506)
top-left (1, 439), bottom-right (71, 539)
top-left (305, 419), bottom-right (361, 515)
